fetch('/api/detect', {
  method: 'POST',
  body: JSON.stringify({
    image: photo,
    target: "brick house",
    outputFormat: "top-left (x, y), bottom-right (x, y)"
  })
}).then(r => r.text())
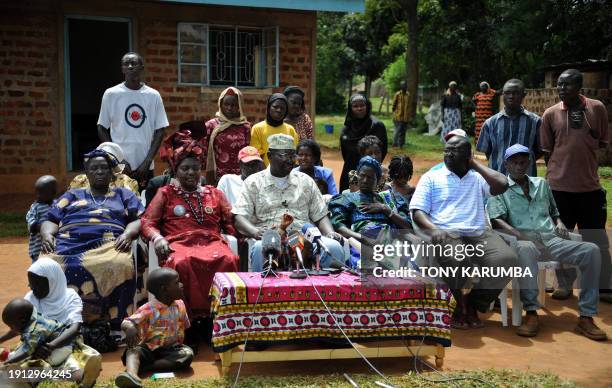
top-left (0, 0), bottom-right (363, 195)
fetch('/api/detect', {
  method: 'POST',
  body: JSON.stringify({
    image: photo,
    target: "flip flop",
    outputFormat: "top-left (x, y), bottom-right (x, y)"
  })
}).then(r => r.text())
top-left (114, 372), bottom-right (142, 388)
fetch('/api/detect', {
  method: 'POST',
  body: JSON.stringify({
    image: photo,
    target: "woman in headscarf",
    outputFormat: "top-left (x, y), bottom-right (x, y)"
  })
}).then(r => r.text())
top-left (141, 131), bottom-right (238, 320)
top-left (440, 81), bottom-right (462, 141)
top-left (339, 94), bottom-right (388, 191)
top-left (69, 142), bottom-right (139, 194)
top-left (17, 258), bottom-right (101, 386)
top-left (283, 85), bottom-right (314, 140)
top-left (40, 148), bottom-right (144, 346)
top-left (250, 93), bottom-right (299, 166)
top-left (472, 81), bottom-right (497, 143)
top-left (329, 156), bottom-right (411, 269)
top-left (203, 87), bottom-right (251, 184)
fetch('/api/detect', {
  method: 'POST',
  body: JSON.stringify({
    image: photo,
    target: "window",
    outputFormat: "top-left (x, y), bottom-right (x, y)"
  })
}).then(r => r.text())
top-left (178, 23), bottom-right (278, 88)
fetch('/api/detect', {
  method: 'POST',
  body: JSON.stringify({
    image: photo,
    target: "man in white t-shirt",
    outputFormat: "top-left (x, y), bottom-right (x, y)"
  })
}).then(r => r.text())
top-left (97, 52), bottom-right (169, 190)
top-left (217, 146), bottom-right (265, 207)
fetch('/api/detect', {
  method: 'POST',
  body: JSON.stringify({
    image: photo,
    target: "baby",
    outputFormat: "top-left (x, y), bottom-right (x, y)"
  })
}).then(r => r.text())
top-left (0, 298), bottom-right (70, 366)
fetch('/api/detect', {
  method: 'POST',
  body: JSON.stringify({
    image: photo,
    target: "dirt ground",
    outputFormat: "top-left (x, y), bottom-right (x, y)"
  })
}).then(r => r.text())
top-left (0, 149), bottom-right (611, 386)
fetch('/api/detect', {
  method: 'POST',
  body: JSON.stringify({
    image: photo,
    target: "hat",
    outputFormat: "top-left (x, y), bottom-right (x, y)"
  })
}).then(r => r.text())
top-left (267, 134), bottom-right (295, 150)
top-left (443, 129), bottom-right (467, 142)
top-left (504, 144), bottom-right (530, 161)
top-left (96, 142), bottom-right (125, 173)
top-left (238, 146), bottom-right (262, 163)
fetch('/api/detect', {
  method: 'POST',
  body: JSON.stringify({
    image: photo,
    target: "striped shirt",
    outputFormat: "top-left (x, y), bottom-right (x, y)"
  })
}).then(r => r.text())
top-left (26, 202), bottom-right (51, 261)
top-left (410, 166), bottom-right (490, 236)
top-left (476, 107), bottom-right (541, 176)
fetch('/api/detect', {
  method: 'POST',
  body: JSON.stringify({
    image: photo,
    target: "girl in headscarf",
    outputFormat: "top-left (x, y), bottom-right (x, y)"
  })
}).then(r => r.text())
top-left (441, 81), bottom-right (462, 141)
top-left (10, 258), bottom-right (102, 387)
top-left (339, 94), bottom-right (388, 191)
top-left (141, 131), bottom-right (238, 322)
top-left (250, 93), bottom-right (299, 166)
top-left (283, 85), bottom-right (314, 140)
top-left (204, 87), bottom-right (251, 184)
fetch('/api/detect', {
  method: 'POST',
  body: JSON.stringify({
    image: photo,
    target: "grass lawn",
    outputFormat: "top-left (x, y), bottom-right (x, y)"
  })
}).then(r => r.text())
top-left (40, 369), bottom-right (576, 387)
top-left (0, 213), bottom-right (27, 238)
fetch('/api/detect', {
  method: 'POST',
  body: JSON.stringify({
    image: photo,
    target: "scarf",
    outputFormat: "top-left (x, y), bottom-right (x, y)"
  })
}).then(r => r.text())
top-left (24, 258), bottom-right (82, 324)
top-left (205, 87), bottom-right (249, 182)
top-left (266, 93), bottom-right (288, 127)
top-left (343, 94), bottom-right (373, 140)
top-left (160, 130), bottom-right (204, 173)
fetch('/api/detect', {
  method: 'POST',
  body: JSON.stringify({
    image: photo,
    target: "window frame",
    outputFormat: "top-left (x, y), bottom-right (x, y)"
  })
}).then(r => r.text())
top-left (177, 22), bottom-right (279, 88)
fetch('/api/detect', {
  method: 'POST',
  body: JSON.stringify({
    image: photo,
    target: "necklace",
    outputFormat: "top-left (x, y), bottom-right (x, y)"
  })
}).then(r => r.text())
top-left (180, 189), bottom-right (205, 225)
top-left (89, 190), bottom-right (109, 207)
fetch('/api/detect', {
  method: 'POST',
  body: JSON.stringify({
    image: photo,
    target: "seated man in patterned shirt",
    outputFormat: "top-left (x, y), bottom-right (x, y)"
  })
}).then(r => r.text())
top-left (233, 134), bottom-right (345, 272)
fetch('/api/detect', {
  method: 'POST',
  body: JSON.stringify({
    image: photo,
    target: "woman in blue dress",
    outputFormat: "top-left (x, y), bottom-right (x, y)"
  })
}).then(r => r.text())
top-left (40, 149), bottom-right (144, 335)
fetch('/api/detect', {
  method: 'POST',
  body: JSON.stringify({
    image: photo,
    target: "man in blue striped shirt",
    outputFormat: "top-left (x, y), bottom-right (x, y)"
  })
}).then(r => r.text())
top-left (476, 79), bottom-right (542, 176)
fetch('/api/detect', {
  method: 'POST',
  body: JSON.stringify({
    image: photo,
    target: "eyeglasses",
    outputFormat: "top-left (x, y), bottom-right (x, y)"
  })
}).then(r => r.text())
top-left (272, 151), bottom-right (296, 159)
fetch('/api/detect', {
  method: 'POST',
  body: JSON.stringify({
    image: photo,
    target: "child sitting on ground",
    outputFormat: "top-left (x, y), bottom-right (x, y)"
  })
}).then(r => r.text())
top-left (115, 268), bottom-right (193, 388)
top-left (0, 298), bottom-right (71, 366)
top-left (25, 175), bottom-right (57, 262)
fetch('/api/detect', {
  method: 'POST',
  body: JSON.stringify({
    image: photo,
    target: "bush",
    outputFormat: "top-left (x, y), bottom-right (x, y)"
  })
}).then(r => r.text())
top-left (382, 54), bottom-right (406, 95)
top-left (316, 86), bottom-right (345, 114)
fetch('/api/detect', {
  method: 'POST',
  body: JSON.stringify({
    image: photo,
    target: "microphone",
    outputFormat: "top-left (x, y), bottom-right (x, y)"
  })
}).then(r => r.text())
top-left (287, 232), bottom-right (307, 279)
top-left (329, 259), bottom-right (360, 277)
top-left (261, 229), bottom-right (281, 277)
top-left (301, 223), bottom-right (333, 256)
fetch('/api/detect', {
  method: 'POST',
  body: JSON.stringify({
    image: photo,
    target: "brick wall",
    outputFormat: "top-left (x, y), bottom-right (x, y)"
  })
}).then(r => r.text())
top-left (0, 11), bottom-right (59, 179)
top-left (140, 22), bottom-right (313, 128)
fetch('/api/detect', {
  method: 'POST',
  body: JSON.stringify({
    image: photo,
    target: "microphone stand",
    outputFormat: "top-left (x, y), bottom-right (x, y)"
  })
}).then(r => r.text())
top-left (310, 246), bottom-right (329, 276)
top-left (261, 253), bottom-right (279, 278)
top-left (289, 247), bottom-right (307, 279)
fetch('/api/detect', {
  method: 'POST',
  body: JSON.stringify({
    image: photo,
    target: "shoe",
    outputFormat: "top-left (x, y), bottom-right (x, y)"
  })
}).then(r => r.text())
top-left (599, 293), bottom-right (612, 303)
top-left (115, 372), bottom-right (142, 388)
top-left (574, 317), bottom-right (608, 341)
top-left (517, 313), bottom-right (539, 337)
top-left (464, 303), bottom-right (484, 329)
top-left (545, 287), bottom-right (554, 293)
top-left (551, 288), bottom-right (572, 300)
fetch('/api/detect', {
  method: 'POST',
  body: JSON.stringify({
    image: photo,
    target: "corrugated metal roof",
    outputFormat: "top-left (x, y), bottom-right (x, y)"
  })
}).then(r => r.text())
top-left (160, 0), bottom-right (364, 12)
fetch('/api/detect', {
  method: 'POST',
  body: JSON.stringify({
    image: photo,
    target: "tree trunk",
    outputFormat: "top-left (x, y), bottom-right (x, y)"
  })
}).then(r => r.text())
top-left (403, 0), bottom-right (419, 120)
top-left (365, 75), bottom-right (372, 99)
top-left (348, 77), bottom-right (353, 99)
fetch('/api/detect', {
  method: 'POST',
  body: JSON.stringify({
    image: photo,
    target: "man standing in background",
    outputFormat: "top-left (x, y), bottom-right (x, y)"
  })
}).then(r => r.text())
top-left (392, 80), bottom-right (411, 148)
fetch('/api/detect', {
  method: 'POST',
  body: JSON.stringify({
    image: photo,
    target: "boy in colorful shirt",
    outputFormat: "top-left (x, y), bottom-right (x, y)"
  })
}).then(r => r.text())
top-left (115, 268), bottom-right (193, 388)
top-left (25, 175), bottom-right (57, 261)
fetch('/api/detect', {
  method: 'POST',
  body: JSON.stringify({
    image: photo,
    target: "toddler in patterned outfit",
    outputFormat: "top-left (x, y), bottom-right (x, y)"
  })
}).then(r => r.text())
top-left (115, 268), bottom-right (193, 388)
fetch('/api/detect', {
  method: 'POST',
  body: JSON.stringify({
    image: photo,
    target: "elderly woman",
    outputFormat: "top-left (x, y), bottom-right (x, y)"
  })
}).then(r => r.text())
top-left (293, 139), bottom-right (338, 195)
top-left (69, 142), bottom-right (139, 194)
top-left (203, 87), bottom-right (251, 184)
top-left (0, 258), bottom-right (102, 387)
top-left (339, 94), bottom-right (387, 192)
top-left (40, 149), bottom-right (144, 346)
top-left (141, 131), bottom-right (239, 320)
top-left (329, 156), bottom-right (411, 268)
top-left (283, 85), bottom-right (314, 140)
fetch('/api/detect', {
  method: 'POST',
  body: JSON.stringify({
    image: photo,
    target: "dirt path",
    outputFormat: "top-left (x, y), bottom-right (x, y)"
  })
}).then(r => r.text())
top-left (0, 150), bottom-right (611, 386)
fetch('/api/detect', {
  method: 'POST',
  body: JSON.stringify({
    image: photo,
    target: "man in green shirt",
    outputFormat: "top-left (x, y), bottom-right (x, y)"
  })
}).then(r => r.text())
top-left (488, 144), bottom-right (606, 341)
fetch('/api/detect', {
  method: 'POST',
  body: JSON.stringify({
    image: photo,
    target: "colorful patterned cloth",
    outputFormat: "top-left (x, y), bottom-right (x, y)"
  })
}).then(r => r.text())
top-left (16, 307), bottom-right (67, 357)
top-left (125, 299), bottom-right (190, 351)
top-left (472, 88), bottom-right (497, 141)
top-left (210, 272), bottom-right (454, 352)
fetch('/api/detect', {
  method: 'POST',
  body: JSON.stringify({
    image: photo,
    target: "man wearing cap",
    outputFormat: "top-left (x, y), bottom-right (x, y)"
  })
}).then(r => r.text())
top-left (233, 134), bottom-right (345, 271)
top-left (476, 78), bottom-right (542, 177)
top-left (430, 129), bottom-right (468, 172)
top-left (488, 144), bottom-right (606, 340)
top-left (217, 146), bottom-right (265, 207)
top-left (411, 135), bottom-right (517, 329)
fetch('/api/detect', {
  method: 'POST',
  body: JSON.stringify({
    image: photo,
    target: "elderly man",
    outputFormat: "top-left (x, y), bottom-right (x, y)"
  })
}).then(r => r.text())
top-left (410, 135), bottom-right (517, 329)
top-left (489, 144), bottom-right (606, 340)
top-left (476, 78), bottom-right (541, 177)
top-left (233, 134), bottom-right (345, 272)
top-left (541, 69), bottom-right (611, 302)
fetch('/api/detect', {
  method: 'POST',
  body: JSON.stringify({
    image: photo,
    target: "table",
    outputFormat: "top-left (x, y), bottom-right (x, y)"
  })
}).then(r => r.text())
top-left (210, 272), bottom-right (455, 374)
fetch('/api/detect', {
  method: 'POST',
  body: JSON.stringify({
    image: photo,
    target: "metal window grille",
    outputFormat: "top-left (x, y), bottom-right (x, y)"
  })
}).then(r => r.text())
top-left (178, 23), bottom-right (278, 88)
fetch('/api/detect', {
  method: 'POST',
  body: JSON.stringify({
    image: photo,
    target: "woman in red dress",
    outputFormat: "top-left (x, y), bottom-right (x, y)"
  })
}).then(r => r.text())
top-left (141, 132), bottom-right (239, 320)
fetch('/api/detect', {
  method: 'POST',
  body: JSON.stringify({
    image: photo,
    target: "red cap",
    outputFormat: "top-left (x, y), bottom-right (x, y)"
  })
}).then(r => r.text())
top-left (238, 146), bottom-right (263, 163)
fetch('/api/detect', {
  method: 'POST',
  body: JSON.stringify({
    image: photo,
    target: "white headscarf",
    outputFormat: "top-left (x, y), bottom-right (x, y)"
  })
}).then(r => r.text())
top-left (24, 258), bottom-right (83, 325)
